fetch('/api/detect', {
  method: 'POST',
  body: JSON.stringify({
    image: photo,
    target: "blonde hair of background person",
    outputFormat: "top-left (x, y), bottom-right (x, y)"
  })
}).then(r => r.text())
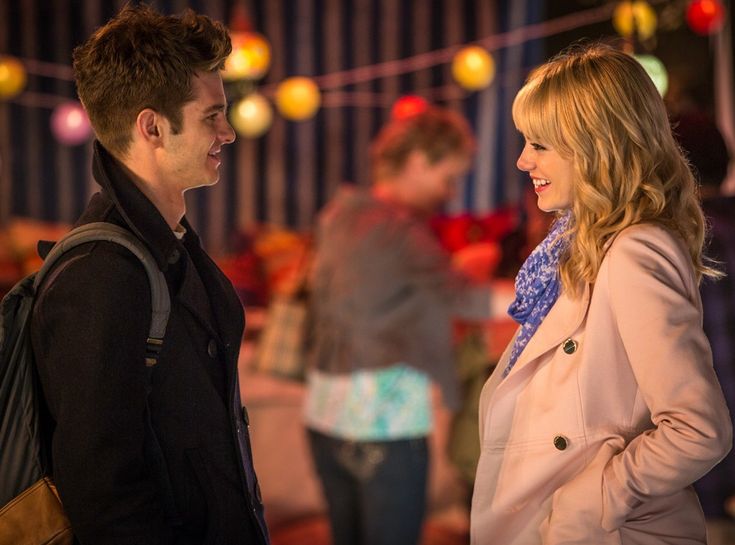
top-left (470, 42), bottom-right (732, 545)
top-left (512, 42), bottom-right (720, 297)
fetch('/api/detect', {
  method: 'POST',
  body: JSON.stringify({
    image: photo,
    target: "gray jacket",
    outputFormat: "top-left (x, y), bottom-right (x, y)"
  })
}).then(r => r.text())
top-left (309, 186), bottom-right (486, 410)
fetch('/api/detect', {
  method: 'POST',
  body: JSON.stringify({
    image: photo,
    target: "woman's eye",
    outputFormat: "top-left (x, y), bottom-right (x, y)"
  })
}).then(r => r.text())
top-left (530, 142), bottom-right (546, 151)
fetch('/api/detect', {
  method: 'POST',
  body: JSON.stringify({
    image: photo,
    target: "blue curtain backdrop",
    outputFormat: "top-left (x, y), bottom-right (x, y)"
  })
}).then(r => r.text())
top-left (0, 0), bottom-right (544, 255)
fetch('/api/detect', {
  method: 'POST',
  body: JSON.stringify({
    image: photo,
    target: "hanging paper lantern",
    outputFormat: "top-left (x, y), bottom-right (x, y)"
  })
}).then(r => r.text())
top-left (391, 95), bottom-right (429, 120)
top-left (451, 46), bottom-right (495, 91)
top-left (634, 54), bottom-right (669, 96)
top-left (0, 55), bottom-right (27, 100)
top-left (50, 101), bottom-right (92, 146)
top-left (612, 1), bottom-right (658, 41)
top-left (274, 77), bottom-right (321, 121)
top-left (686, 0), bottom-right (726, 35)
top-left (229, 92), bottom-right (273, 138)
top-left (223, 31), bottom-right (271, 81)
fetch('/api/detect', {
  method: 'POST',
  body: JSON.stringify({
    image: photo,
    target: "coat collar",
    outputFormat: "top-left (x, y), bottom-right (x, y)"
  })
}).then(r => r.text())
top-left (499, 282), bottom-right (591, 386)
top-left (89, 141), bottom-right (181, 272)
top-left (90, 141), bottom-right (244, 360)
top-left (178, 227), bottom-right (245, 351)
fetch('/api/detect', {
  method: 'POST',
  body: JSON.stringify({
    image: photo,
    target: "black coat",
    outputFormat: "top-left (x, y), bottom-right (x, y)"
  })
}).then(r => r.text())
top-left (31, 142), bottom-right (269, 545)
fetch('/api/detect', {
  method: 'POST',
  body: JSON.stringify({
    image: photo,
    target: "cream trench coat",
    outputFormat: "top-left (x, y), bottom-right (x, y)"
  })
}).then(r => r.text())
top-left (471, 224), bottom-right (732, 545)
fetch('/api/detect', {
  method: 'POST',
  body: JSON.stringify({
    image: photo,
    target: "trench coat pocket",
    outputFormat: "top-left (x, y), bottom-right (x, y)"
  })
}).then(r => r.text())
top-left (618, 486), bottom-right (707, 543)
top-left (542, 442), bottom-right (624, 545)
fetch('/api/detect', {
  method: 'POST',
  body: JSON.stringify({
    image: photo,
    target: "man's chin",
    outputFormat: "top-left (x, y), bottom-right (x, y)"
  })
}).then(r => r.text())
top-left (185, 177), bottom-right (219, 191)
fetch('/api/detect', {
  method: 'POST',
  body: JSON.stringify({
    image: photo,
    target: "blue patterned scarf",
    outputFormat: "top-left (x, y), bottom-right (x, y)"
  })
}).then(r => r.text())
top-left (503, 212), bottom-right (572, 377)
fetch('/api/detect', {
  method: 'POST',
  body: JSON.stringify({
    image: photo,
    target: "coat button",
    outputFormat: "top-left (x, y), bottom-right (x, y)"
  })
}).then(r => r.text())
top-left (553, 435), bottom-right (569, 450)
top-left (167, 248), bottom-right (180, 264)
top-left (562, 338), bottom-right (578, 354)
top-left (207, 339), bottom-right (218, 358)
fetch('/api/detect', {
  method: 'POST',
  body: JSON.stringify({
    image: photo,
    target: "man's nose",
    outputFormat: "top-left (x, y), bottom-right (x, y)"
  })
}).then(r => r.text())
top-left (220, 119), bottom-right (236, 144)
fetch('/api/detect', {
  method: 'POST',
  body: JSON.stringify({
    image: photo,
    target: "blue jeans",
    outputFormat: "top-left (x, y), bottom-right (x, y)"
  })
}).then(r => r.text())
top-left (307, 429), bottom-right (428, 545)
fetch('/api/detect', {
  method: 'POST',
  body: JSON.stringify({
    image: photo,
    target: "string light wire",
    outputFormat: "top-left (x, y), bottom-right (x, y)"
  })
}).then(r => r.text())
top-left (9, 2), bottom-right (619, 110)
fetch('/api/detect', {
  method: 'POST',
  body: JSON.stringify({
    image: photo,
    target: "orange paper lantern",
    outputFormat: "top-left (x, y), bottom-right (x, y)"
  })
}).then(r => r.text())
top-left (275, 77), bottom-right (321, 121)
top-left (0, 55), bottom-right (27, 100)
top-left (612, 1), bottom-right (658, 40)
top-left (223, 32), bottom-right (271, 81)
top-left (451, 46), bottom-right (495, 91)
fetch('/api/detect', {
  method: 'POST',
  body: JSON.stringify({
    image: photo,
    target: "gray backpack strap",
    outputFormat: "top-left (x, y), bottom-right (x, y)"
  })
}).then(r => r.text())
top-left (32, 221), bottom-right (180, 524)
top-left (34, 222), bottom-right (170, 366)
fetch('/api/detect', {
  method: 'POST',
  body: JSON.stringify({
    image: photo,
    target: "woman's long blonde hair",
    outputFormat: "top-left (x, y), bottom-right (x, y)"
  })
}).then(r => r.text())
top-left (512, 42), bottom-right (715, 296)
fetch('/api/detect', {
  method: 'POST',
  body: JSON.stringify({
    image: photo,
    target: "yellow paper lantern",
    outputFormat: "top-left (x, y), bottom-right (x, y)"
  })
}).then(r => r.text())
top-left (0, 55), bottom-right (27, 100)
top-left (451, 46), bottom-right (495, 91)
top-left (613, 1), bottom-right (658, 41)
top-left (274, 77), bottom-right (321, 121)
top-left (230, 93), bottom-right (273, 138)
top-left (223, 32), bottom-right (271, 81)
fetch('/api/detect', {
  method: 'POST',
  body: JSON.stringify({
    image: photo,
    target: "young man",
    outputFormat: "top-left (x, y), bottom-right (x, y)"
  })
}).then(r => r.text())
top-left (30, 6), bottom-right (268, 544)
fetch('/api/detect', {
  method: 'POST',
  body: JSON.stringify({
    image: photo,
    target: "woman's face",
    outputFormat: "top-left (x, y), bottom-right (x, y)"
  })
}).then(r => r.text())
top-left (516, 137), bottom-right (575, 212)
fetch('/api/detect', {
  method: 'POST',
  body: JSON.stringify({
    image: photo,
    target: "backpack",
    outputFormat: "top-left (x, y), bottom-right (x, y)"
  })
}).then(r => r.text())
top-left (0, 222), bottom-right (173, 544)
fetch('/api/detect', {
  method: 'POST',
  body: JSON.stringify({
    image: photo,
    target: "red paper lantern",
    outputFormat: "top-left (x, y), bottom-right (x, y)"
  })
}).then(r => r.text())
top-left (391, 95), bottom-right (429, 120)
top-left (686, 0), bottom-right (726, 35)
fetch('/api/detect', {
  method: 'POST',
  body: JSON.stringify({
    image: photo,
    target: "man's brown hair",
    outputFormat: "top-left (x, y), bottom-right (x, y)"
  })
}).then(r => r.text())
top-left (73, 4), bottom-right (231, 156)
top-left (369, 106), bottom-right (476, 180)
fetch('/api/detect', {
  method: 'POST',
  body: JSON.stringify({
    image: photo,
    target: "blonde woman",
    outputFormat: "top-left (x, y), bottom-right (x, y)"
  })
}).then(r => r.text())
top-left (471, 43), bottom-right (732, 545)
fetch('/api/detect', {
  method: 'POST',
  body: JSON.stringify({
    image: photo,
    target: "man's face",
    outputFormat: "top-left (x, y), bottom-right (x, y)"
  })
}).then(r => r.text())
top-left (410, 152), bottom-right (471, 212)
top-left (160, 71), bottom-right (236, 192)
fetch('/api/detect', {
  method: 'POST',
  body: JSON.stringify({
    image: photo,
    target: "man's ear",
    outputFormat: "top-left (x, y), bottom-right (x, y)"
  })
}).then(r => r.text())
top-left (135, 108), bottom-right (163, 145)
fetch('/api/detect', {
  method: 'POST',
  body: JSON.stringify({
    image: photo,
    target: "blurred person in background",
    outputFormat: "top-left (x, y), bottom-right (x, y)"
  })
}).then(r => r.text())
top-left (304, 106), bottom-right (488, 545)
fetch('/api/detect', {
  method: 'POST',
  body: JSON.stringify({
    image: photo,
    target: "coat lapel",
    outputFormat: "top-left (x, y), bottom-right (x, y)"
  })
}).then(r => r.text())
top-left (175, 255), bottom-right (220, 340)
top-left (182, 238), bottom-right (244, 350)
top-left (501, 282), bottom-right (591, 384)
top-left (181, 231), bottom-right (245, 399)
top-left (160, 222), bottom-right (245, 407)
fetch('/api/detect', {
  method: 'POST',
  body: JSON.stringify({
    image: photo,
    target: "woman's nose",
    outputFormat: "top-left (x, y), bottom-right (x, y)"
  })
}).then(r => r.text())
top-left (516, 145), bottom-right (534, 172)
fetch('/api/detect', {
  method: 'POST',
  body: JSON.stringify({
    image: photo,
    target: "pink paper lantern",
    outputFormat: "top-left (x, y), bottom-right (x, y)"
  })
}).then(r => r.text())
top-left (51, 101), bottom-right (92, 146)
